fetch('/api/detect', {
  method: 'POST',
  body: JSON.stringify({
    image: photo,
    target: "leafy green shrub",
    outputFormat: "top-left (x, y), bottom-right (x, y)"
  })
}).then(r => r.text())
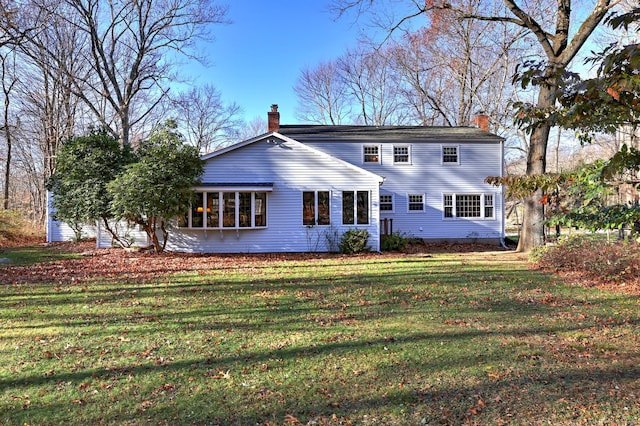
top-left (532, 235), bottom-right (640, 283)
top-left (338, 229), bottom-right (370, 254)
top-left (381, 231), bottom-right (409, 252)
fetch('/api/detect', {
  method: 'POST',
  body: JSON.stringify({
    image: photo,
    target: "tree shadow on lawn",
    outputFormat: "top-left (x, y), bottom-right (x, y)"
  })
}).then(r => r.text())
top-left (2, 318), bottom-right (639, 424)
top-left (2, 246), bottom-right (639, 424)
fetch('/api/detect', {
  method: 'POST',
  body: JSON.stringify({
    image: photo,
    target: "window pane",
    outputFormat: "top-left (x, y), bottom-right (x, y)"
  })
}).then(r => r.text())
top-left (303, 191), bottom-right (315, 225)
top-left (255, 192), bottom-right (267, 227)
top-left (363, 146), bottom-right (379, 162)
top-left (443, 146), bottom-right (458, 163)
top-left (380, 195), bottom-right (393, 211)
top-left (357, 191), bottom-right (369, 224)
top-left (456, 195), bottom-right (481, 217)
top-left (444, 194), bottom-right (453, 218)
top-left (394, 146), bottom-right (409, 163)
top-left (239, 192), bottom-right (252, 227)
top-left (484, 194), bottom-right (494, 218)
top-left (178, 210), bottom-right (188, 227)
top-left (223, 192), bottom-right (235, 227)
top-left (192, 192), bottom-right (204, 227)
top-left (207, 192), bottom-right (219, 227)
top-left (318, 191), bottom-right (330, 225)
top-left (342, 191), bottom-right (354, 224)
top-left (408, 194), bottom-right (424, 211)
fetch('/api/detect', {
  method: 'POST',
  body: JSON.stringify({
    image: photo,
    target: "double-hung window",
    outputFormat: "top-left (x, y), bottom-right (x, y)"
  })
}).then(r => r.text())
top-left (443, 193), bottom-right (495, 219)
top-left (442, 145), bottom-right (459, 165)
top-left (408, 194), bottom-right (425, 212)
top-left (393, 145), bottom-right (410, 164)
top-left (342, 191), bottom-right (369, 225)
top-left (302, 191), bottom-right (331, 226)
top-left (363, 145), bottom-right (380, 163)
top-left (180, 191), bottom-right (268, 229)
top-left (380, 194), bottom-right (394, 212)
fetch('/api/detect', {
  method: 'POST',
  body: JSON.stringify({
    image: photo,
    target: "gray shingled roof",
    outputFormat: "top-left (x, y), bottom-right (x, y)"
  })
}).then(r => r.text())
top-left (278, 125), bottom-right (504, 143)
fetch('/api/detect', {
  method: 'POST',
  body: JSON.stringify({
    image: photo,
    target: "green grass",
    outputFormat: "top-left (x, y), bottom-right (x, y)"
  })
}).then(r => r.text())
top-left (1, 249), bottom-right (639, 425)
top-left (0, 245), bottom-right (81, 266)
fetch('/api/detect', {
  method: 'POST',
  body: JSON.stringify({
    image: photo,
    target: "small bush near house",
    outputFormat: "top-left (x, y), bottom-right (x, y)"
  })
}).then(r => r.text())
top-left (0, 210), bottom-right (41, 246)
top-left (532, 235), bottom-right (640, 285)
top-left (338, 229), bottom-right (370, 254)
top-left (380, 231), bottom-right (409, 252)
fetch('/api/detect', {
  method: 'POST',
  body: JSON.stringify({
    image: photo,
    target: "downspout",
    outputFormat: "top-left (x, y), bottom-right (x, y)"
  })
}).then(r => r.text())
top-left (499, 139), bottom-right (511, 250)
top-left (46, 191), bottom-right (52, 243)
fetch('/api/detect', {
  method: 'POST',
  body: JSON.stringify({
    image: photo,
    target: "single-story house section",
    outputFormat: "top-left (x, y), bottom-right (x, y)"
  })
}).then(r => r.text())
top-left (47, 106), bottom-right (505, 252)
top-left (164, 132), bottom-right (384, 253)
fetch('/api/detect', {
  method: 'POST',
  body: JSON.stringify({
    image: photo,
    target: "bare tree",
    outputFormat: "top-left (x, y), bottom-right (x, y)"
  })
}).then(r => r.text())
top-left (65, 0), bottom-right (228, 146)
top-left (338, 45), bottom-right (407, 125)
top-left (5, 0), bottom-right (228, 146)
top-left (18, 12), bottom-right (85, 182)
top-left (171, 84), bottom-right (243, 154)
top-left (238, 116), bottom-right (268, 140)
top-left (0, 48), bottom-right (17, 210)
top-left (294, 61), bottom-right (351, 124)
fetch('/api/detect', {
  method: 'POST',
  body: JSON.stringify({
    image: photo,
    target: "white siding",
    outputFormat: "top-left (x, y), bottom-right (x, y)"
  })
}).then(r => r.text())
top-left (302, 140), bottom-right (504, 241)
top-left (46, 191), bottom-right (97, 243)
top-left (47, 192), bottom-right (148, 248)
top-left (95, 221), bottom-right (149, 249)
top-left (166, 137), bottom-right (382, 253)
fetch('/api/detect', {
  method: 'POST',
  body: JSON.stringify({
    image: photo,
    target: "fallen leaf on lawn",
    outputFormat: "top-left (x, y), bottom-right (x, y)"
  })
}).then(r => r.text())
top-left (284, 414), bottom-right (300, 424)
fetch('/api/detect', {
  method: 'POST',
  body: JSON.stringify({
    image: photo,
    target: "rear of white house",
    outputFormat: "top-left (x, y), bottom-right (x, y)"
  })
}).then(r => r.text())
top-left (278, 124), bottom-right (505, 244)
top-left (47, 107), bottom-right (505, 252)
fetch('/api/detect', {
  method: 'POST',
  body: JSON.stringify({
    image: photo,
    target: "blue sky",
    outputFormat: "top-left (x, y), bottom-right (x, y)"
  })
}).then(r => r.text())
top-left (188, 1), bottom-right (369, 125)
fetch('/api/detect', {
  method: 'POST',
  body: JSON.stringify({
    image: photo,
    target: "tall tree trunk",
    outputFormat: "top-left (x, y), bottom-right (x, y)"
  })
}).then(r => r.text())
top-left (2, 62), bottom-right (12, 210)
top-left (517, 83), bottom-right (554, 252)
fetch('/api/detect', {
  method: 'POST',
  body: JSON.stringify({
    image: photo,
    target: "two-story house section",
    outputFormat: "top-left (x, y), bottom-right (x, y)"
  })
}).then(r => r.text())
top-left (278, 123), bottom-right (505, 244)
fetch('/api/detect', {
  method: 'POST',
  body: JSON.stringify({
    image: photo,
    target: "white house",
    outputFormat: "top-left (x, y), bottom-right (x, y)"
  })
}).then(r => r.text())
top-left (47, 106), bottom-right (505, 252)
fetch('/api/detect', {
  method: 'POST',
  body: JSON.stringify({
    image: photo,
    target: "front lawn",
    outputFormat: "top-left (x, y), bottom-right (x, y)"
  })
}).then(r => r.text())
top-left (1, 245), bottom-right (638, 425)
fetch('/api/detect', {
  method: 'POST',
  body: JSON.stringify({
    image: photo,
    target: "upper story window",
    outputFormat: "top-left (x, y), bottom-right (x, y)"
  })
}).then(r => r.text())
top-left (343, 190), bottom-right (369, 225)
top-left (408, 194), bottom-right (425, 212)
top-left (180, 191), bottom-right (267, 229)
top-left (442, 145), bottom-right (459, 165)
top-left (380, 194), bottom-right (394, 212)
top-left (303, 191), bottom-right (331, 226)
top-left (443, 193), bottom-right (495, 219)
top-left (393, 145), bottom-right (410, 164)
top-left (363, 145), bottom-right (380, 163)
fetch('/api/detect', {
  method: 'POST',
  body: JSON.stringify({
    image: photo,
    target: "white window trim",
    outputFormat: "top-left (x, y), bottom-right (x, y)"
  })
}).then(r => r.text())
top-left (407, 193), bottom-right (426, 213)
top-left (441, 145), bottom-right (460, 165)
top-left (392, 145), bottom-right (412, 165)
top-left (380, 193), bottom-right (395, 213)
top-left (180, 191), bottom-right (268, 229)
top-left (442, 193), bottom-right (496, 220)
top-left (362, 144), bottom-right (382, 164)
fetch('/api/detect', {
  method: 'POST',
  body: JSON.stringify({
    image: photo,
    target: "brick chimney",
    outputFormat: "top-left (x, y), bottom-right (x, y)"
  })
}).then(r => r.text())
top-left (268, 104), bottom-right (280, 132)
top-left (472, 112), bottom-right (489, 132)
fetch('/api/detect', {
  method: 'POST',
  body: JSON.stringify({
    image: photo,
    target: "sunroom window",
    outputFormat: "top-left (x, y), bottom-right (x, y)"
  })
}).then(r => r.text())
top-left (180, 191), bottom-right (268, 229)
